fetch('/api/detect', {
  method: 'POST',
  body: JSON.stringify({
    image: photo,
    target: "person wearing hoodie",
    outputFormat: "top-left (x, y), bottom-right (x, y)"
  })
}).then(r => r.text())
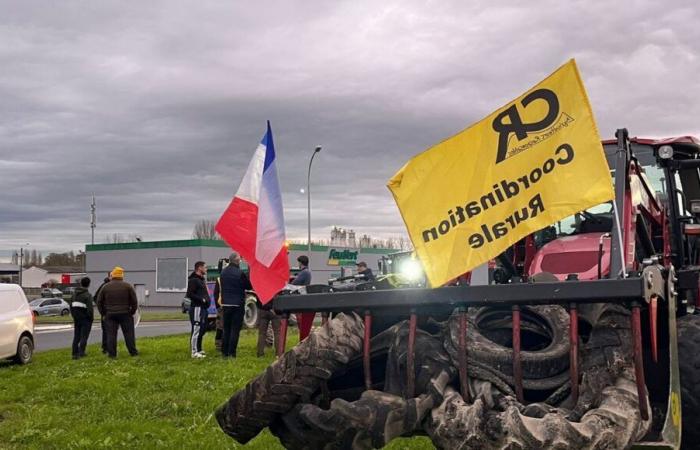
top-left (70, 277), bottom-right (94, 359)
top-left (187, 261), bottom-right (209, 358)
top-left (96, 266), bottom-right (139, 358)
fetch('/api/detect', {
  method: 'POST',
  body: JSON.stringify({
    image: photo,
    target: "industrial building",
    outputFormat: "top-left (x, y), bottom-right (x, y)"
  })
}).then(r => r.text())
top-left (85, 239), bottom-right (396, 307)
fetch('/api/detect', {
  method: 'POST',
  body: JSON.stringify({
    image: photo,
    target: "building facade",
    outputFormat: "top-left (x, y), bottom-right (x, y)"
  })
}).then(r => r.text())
top-left (85, 239), bottom-right (395, 307)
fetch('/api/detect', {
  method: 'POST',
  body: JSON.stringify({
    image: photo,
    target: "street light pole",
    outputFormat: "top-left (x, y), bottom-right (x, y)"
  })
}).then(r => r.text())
top-left (307, 146), bottom-right (322, 254)
top-left (18, 243), bottom-right (29, 287)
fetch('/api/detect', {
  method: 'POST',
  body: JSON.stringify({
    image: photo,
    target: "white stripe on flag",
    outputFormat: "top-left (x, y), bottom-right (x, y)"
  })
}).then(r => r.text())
top-left (255, 155), bottom-right (286, 266)
top-left (235, 142), bottom-right (266, 203)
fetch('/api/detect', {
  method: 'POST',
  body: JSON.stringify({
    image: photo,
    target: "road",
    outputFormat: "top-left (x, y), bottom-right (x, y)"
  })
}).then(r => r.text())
top-left (34, 320), bottom-right (191, 353)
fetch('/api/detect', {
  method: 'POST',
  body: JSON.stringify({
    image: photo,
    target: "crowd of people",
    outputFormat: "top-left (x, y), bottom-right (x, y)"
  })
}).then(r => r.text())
top-left (68, 254), bottom-right (375, 360)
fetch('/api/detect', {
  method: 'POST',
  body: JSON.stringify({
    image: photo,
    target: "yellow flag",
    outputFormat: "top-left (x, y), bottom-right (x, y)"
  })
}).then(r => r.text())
top-left (387, 59), bottom-right (613, 287)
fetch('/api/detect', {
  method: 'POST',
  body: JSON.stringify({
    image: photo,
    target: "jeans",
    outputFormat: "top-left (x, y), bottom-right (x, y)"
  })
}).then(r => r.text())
top-left (72, 316), bottom-right (93, 357)
top-left (104, 313), bottom-right (138, 357)
top-left (222, 306), bottom-right (245, 357)
top-left (257, 309), bottom-right (281, 357)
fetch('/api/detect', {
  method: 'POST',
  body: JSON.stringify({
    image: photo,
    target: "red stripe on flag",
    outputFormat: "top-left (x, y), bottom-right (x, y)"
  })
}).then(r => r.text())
top-left (249, 246), bottom-right (289, 304)
top-left (215, 196), bottom-right (258, 261)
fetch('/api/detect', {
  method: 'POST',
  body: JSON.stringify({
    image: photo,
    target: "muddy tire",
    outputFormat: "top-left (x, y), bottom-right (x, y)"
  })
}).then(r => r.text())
top-left (215, 312), bottom-right (364, 444)
top-left (677, 314), bottom-right (700, 447)
top-left (446, 305), bottom-right (570, 381)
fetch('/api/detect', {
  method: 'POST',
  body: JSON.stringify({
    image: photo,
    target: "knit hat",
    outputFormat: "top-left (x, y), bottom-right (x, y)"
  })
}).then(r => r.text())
top-left (111, 266), bottom-right (124, 279)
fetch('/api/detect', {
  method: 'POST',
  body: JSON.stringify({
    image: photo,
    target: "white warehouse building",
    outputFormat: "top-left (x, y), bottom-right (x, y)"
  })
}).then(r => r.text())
top-left (85, 239), bottom-right (396, 307)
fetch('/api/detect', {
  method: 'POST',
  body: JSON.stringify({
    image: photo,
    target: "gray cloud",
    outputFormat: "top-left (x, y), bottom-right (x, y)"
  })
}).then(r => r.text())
top-left (1, 0), bottom-right (699, 258)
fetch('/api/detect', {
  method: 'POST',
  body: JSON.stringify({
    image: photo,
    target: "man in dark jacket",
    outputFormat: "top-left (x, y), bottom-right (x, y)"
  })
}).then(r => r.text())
top-left (71, 277), bottom-right (94, 359)
top-left (356, 261), bottom-right (376, 282)
top-left (187, 261), bottom-right (209, 358)
top-left (214, 252), bottom-right (252, 358)
top-left (93, 274), bottom-right (111, 354)
top-left (96, 266), bottom-right (138, 358)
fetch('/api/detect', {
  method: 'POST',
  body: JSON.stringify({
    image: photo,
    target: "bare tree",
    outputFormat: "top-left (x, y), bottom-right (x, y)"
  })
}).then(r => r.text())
top-left (192, 219), bottom-right (220, 239)
top-left (104, 233), bottom-right (141, 243)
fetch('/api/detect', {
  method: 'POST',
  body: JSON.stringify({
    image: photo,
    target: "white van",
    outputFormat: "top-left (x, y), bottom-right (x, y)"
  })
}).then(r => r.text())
top-left (0, 284), bottom-right (34, 364)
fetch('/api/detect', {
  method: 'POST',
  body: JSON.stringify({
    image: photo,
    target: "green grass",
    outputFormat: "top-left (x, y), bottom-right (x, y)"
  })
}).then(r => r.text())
top-left (0, 330), bottom-right (434, 449)
top-left (36, 311), bottom-right (186, 324)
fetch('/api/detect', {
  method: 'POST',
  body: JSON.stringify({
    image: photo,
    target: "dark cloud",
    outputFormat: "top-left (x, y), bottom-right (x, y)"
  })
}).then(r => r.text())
top-left (1, 0), bottom-right (699, 258)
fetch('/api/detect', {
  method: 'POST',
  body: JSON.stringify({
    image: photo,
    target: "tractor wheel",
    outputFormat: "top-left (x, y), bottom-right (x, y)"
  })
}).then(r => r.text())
top-left (677, 314), bottom-right (700, 447)
top-left (215, 312), bottom-right (364, 444)
top-left (244, 295), bottom-right (259, 329)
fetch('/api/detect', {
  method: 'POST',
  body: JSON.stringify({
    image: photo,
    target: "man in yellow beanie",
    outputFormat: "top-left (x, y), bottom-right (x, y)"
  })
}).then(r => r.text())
top-left (96, 266), bottom-right (139, 358)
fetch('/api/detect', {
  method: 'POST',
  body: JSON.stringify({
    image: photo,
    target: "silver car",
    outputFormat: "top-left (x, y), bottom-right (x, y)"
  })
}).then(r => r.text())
top-left (29, 298), bottom-right (70, 316)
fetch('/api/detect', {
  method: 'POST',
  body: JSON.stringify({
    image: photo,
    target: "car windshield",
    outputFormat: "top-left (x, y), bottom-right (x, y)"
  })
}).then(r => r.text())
top-left (29, 299), bottom-right (43, 306)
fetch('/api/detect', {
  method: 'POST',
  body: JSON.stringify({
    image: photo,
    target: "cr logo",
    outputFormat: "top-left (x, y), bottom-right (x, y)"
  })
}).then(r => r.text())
top-left (492, 88), bottom-right (560, 163)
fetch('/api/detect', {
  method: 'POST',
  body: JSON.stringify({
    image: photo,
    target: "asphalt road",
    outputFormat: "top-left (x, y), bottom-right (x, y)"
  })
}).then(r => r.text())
top-left (34, 320), bottom-right (191, 353)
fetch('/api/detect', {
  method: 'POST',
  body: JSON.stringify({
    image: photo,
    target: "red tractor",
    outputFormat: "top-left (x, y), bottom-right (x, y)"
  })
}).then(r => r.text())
top-left (216, 129), bottom-right (700, 449)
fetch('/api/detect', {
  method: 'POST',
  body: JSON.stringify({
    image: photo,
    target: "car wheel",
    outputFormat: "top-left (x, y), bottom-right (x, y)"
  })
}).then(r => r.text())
top-left (13, 335), bottom-right (34, 365)
top-left (244, 295), bottom-right (260, 329)
top-left (61, 308), bottom-right (69, 316)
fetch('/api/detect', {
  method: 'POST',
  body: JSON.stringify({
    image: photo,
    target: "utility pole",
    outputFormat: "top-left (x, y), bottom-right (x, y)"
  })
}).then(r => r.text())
top-left (90, 194), bottom-right (96, 245)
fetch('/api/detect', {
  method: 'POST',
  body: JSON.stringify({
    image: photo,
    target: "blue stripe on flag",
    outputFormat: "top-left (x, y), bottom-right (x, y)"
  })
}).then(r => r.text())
top-left (262, 121), bottom-right (276, 173)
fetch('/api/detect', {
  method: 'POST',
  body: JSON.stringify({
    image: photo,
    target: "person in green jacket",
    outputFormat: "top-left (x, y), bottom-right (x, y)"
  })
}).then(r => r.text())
top-left (71, 277), bottom-right (94, 359)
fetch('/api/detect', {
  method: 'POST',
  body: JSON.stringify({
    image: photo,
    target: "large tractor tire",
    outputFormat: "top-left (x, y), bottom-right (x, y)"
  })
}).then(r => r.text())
top-left (677, 314), bottom-right (700, 447)
top-left (215, 312), bottom-right (364, 444)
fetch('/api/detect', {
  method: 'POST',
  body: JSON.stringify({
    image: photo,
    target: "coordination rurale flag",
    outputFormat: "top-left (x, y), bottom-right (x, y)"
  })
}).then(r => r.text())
top-left (387, 59), bottom-right (614, 287)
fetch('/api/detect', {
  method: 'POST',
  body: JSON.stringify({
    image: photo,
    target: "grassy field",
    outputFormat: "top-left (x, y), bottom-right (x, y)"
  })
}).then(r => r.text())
top-left (0, 329), bottom-right (434, 449)
top-left (35, 310), bottom-right (186, 324)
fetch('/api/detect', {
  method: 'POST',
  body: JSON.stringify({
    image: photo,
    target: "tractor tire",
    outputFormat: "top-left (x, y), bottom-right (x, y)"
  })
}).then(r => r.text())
top-left (215, 312), bottom-right (364, 444)
top-left (677, 314), bottom-right (700, 447)
top-left (445, 305), bottom-right (570, 381)
top-left (244, 294), bottom-right (260, 329)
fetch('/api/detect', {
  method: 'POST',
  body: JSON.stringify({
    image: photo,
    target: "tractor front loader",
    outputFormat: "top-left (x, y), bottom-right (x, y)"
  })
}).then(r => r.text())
top-left (216, 129), bottom-right (700, 449)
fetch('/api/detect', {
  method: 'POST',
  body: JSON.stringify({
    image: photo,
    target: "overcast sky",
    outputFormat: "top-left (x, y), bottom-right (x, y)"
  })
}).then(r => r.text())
top-left (1, 0), bottom-right (699, 259)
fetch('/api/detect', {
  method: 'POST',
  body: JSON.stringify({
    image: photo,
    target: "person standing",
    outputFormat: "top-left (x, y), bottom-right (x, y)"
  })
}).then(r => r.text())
top-left (187, 261), bottom-right (210, 358)
top-left (214, 252), bottom-right (252, 358)
top-left (292, 255), bottom-right (314, 341)
top-left (356, 261), bottom-right (376, 282)
top-left (256, 299), bottom-right (281, 357)
top-left (96, 266), bottom-right (138, 358)
top-left (94, 274), bottom-right (111, 354)
top-left (70, 277), bottom-right (94, 359)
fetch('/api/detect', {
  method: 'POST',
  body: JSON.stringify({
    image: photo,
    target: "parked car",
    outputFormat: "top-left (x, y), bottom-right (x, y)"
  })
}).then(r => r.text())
top-left (0, 284), bottom-right (34, 364)
top-left (40, 288), bottom-right (63, 298)
top-left (29, 297), bottom-right (70, 316)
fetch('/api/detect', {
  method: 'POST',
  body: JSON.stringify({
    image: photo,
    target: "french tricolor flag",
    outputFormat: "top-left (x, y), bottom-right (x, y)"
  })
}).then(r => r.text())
top-left (216, 121), bottom-right (290, 303)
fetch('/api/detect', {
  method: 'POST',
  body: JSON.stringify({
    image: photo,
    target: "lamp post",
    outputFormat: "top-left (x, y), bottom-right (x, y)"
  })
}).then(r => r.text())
top-left (18, 243), bottom-right (29, 287)
top-left (307, 145), bottom-right (322, 254)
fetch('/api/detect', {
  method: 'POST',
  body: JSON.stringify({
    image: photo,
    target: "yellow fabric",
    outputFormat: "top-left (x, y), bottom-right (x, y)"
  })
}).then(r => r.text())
top-left (110, 266), bottom-right (124, 279)
top-left (387, 59), bottom-right (613, 287)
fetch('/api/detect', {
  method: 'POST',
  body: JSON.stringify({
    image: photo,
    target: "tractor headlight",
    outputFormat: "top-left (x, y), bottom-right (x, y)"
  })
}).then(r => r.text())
top-left (400, 259), bottom-right (423, 281)
top-left (658, 145), bottom-right (674, 159)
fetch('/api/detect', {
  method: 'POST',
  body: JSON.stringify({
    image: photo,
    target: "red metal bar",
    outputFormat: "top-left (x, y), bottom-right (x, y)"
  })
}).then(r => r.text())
top-left (277, 314), bottom-right (289, 357)
top-left (650, 295), bottom-right (658, 363)
top-left (569, 304), bottom-right (579, 405)
top-left (512, 306), bottom-right (524, 403)
top-left (321, 312), bottom-right (330, 327)
top-left (406, 310), bottom-right (417, 398)
top-left (458, 307), bottom-right (470, 403)
top-left (631, 304), bottom-right (650, 420)
top-left (363, 310), bottom-right (373, 390)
